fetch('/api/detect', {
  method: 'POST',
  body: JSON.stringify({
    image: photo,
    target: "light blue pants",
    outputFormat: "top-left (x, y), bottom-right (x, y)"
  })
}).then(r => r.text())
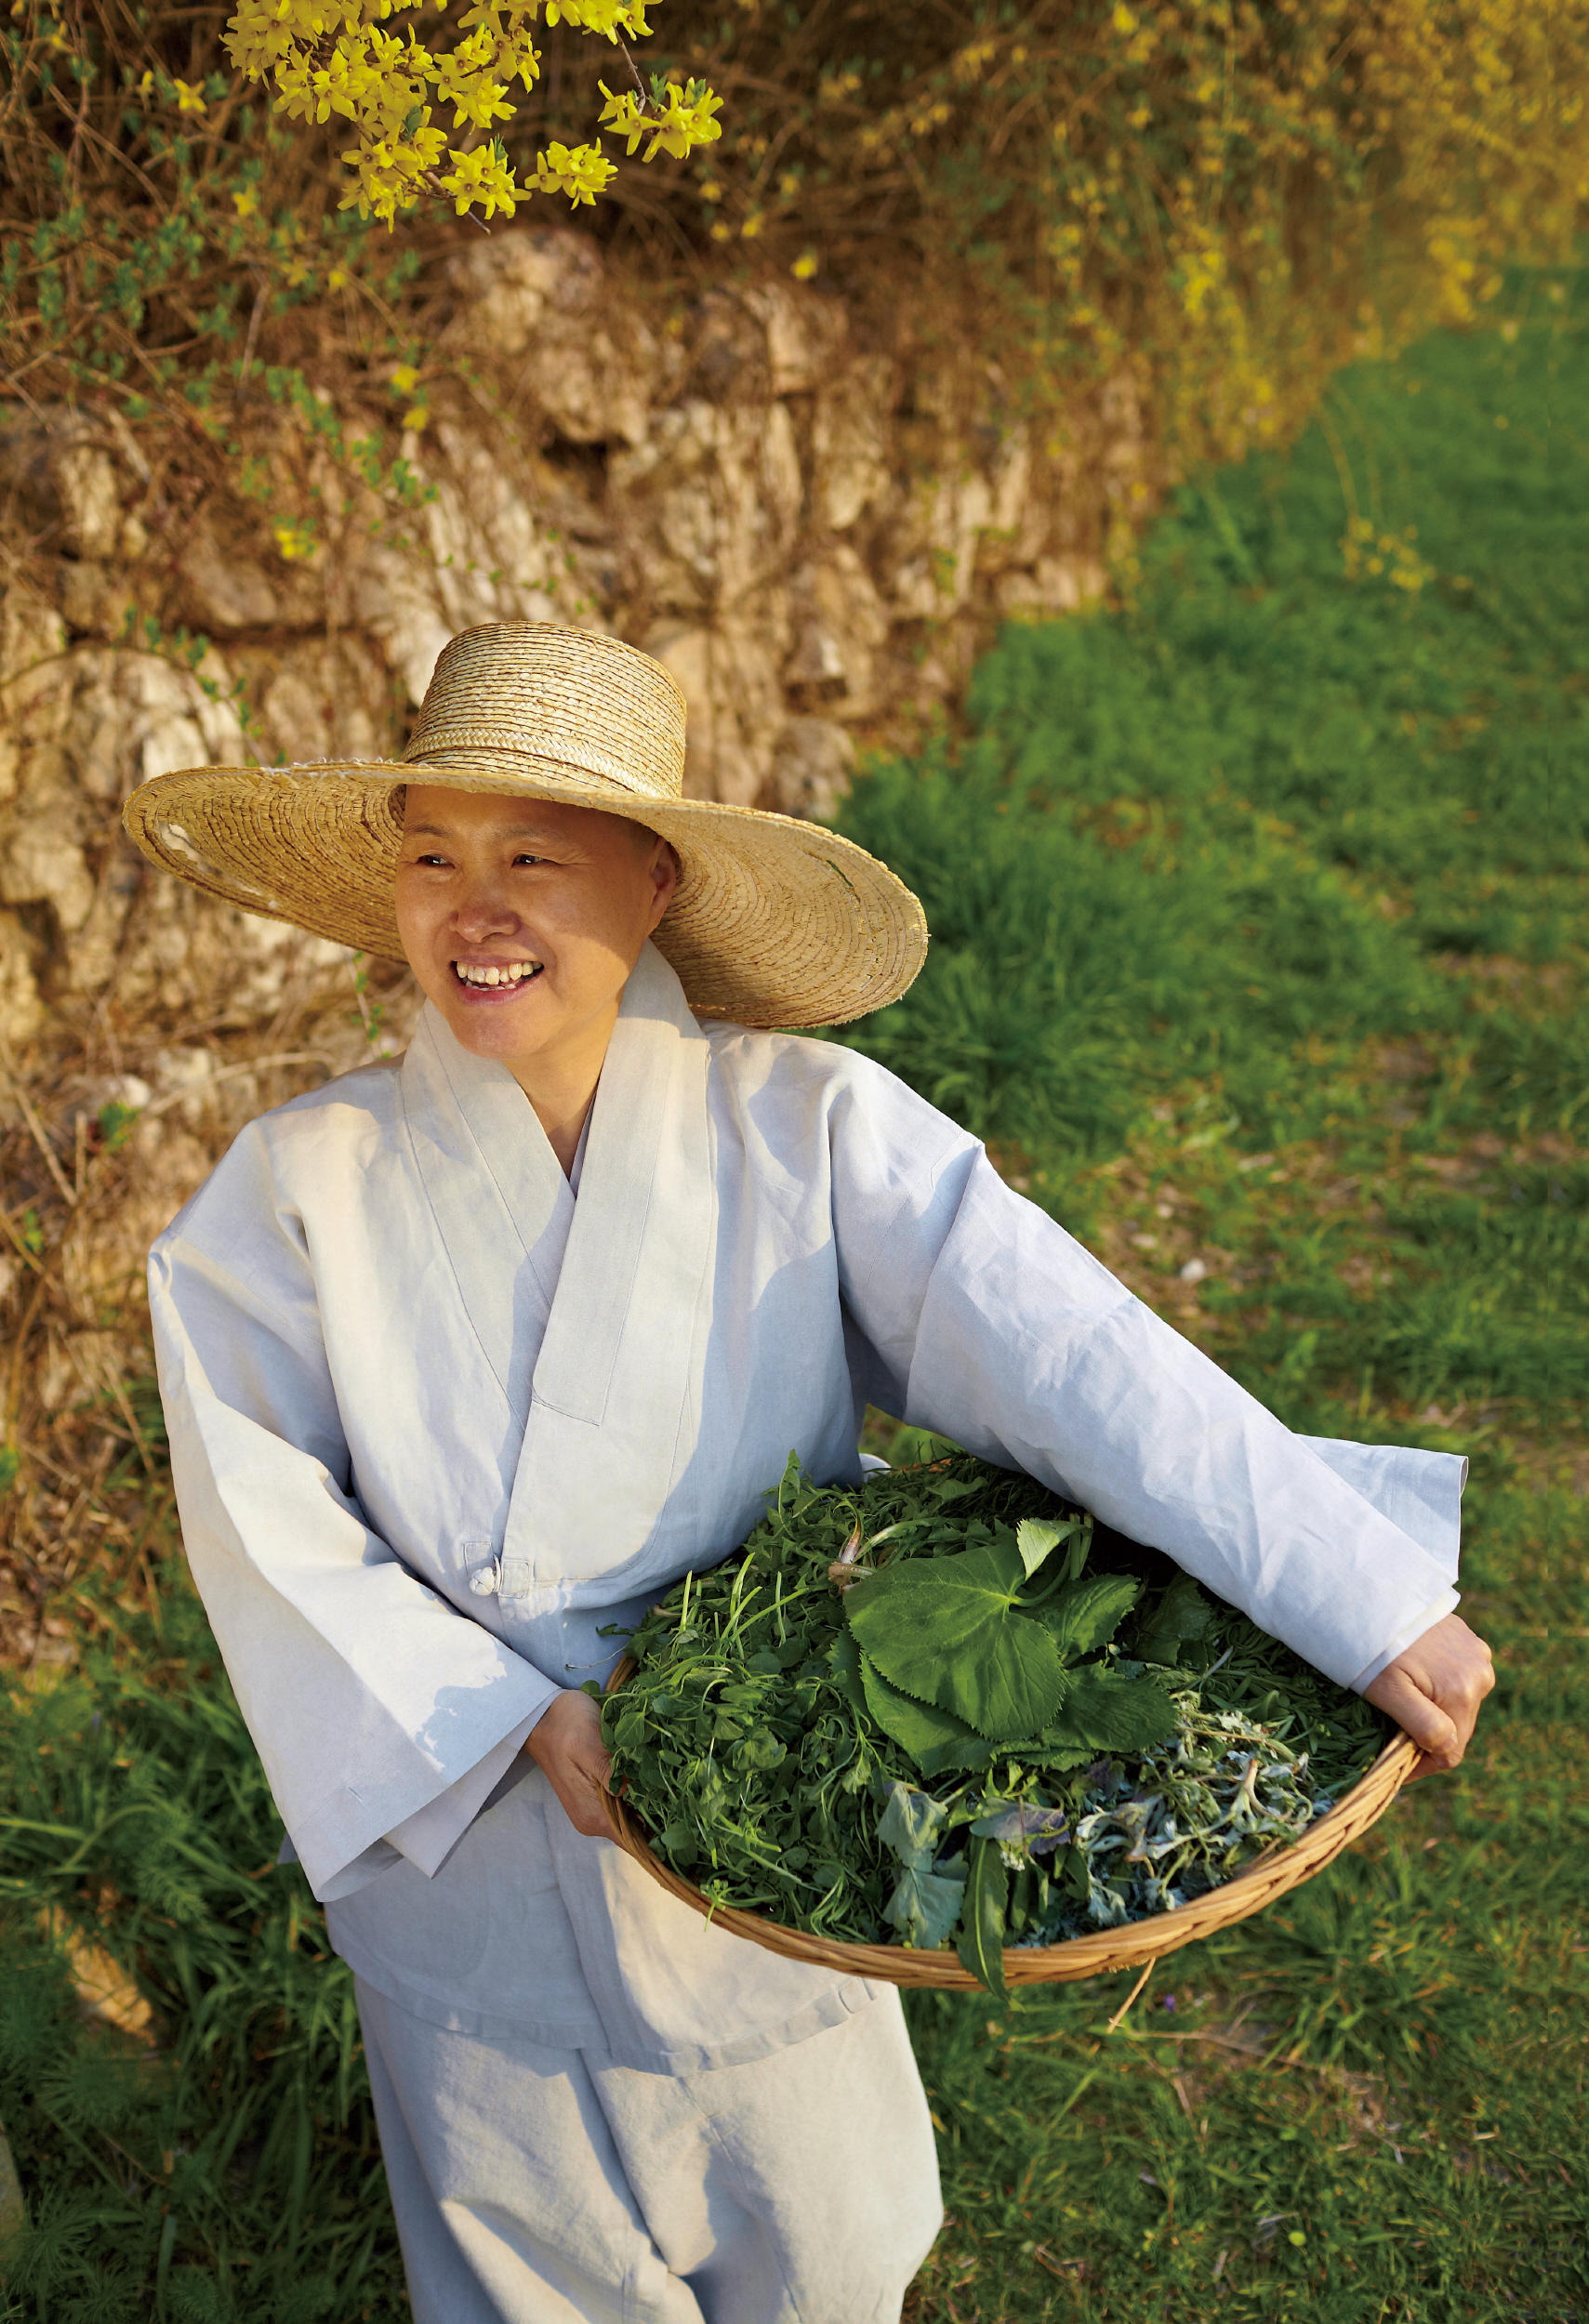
top-left (356, 1978), bottom-right (944, 2323)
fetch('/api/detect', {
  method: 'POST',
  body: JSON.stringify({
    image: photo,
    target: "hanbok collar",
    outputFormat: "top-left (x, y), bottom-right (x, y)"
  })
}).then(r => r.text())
top-left (401, 942), bottom-right (718, 1596)
top-left (399, 994), bottom-right (575, 1433)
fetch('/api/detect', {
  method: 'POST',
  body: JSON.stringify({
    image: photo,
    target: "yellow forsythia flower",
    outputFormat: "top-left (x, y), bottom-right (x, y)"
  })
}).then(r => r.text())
top-left (226, 0), bottom-right (720, 223)
top-left (597, 85), bottom-right (649, 153)
top-left (530, 139), bottom-right (615, 205)
top-left (597, 76), bottom-right (721, 163)
top-left (438, 141), bottom-right (520, 216)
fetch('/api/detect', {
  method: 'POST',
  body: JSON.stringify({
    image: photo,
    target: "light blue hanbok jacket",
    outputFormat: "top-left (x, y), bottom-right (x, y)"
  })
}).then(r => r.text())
top-left (149, 943), bottom-right (1463, 2070)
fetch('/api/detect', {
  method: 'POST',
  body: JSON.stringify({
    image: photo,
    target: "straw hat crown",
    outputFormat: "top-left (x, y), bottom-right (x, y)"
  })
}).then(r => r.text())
top-left (123, 620), bottom-right (928, 1030)
top-left (406, 623), bottom-right (687, 800)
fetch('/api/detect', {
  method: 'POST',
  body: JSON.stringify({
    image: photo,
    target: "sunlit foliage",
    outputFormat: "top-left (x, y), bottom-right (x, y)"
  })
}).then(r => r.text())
top-left (3, 0), bottom-right (1587, 468)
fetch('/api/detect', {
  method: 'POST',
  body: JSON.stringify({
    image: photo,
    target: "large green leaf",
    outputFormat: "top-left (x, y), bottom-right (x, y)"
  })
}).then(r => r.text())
top-left (860, 1654), bottom-right (977, 1767)
top-left (1134, 1571), bottom-right (1219, 1668)
top-left (846, 1540), bottom-right (1067, 1740)
top-left (916, 1734), bottom-right (999, 1779)
top-left (1042, 1668), bottom-right (1177, 1751)
top-left (1011, 1745), bottom-right (1097, 1776)
top-left (1037, 1575), bottom-right (1142, 1665)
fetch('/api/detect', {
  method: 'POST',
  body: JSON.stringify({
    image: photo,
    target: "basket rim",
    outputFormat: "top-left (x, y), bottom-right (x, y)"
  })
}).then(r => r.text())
top-left (601, 1654), bottom-right (1419, 1987)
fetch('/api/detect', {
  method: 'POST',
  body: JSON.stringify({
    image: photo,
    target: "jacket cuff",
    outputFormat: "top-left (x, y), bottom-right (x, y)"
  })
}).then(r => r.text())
top-left (384, 1709), bottom-right (546, 1877)
top-left (1348, 1588), bottom-right (1462, 1694)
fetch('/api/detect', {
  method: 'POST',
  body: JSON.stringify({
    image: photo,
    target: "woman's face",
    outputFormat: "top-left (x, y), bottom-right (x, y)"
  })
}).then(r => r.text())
top-left (393, 787), bottom-right (678, 1073)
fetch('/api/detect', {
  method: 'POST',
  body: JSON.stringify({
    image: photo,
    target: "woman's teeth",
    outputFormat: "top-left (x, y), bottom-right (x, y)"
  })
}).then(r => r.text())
top-left (455, 960), bottom-right (540, 988)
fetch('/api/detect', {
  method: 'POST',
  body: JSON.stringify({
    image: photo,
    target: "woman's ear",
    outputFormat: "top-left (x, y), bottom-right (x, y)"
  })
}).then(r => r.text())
top-left (647, 838), bottom-right (682, 930)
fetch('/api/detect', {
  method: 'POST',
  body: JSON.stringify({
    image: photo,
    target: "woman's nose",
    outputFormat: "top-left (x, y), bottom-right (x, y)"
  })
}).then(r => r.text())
top-left (451, 881), bottom-right (519, 940)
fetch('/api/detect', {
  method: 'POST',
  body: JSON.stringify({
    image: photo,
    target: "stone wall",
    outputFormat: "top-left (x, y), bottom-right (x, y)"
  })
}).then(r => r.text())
top-left (0, 230), bottom-right (1146, 1323)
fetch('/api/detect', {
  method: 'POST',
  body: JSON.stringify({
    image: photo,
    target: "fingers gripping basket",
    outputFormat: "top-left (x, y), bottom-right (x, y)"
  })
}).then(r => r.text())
top-left (600, 1657), bottom-right (1420, 1990)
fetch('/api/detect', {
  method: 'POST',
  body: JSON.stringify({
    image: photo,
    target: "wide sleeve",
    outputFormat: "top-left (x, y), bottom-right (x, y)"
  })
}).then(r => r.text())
top-left (147, 1142), bottom-right (562, 1902)
top-left (827, 1057), bottom-right (1461, 1692)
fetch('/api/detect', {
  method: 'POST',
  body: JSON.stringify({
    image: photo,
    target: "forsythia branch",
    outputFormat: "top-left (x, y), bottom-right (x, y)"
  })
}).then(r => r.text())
top-left (224, 0), bottom-right (720, 224)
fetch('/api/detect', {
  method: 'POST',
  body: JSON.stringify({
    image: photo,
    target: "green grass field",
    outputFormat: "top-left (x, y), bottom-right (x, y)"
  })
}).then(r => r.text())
top-left (2, 275), bottom-right (1584, 2320)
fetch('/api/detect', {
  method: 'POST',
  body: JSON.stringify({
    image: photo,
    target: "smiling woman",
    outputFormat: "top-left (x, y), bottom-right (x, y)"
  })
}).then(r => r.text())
top-left (394, 791), bottom-right (679, 1171)
top-left (116, 617), bottom-right (1491, 2324)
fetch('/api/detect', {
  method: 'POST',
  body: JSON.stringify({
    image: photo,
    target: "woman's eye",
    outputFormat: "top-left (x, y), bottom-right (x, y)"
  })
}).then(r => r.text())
top-left (514, 852), bottom-right (547, 866)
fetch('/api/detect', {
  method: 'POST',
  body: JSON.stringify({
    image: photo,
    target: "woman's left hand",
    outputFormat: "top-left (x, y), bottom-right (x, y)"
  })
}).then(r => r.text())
top-left (1363, 1613), bottom-right (1495, 1778)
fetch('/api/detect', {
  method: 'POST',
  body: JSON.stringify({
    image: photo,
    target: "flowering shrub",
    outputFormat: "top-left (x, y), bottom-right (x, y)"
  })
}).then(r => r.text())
top-left (223, 0), bottom-right (721, 225)
top-left (0, 0), bottom-right (1584, 525)
top-left (673, 0), bottom-right (1589, 460)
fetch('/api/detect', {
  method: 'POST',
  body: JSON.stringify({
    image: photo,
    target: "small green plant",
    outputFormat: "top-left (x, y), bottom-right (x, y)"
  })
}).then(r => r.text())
top-left (95, 1102), bottom-right (139, 1155)
top-left (111, 611), bottom-right (270, 758)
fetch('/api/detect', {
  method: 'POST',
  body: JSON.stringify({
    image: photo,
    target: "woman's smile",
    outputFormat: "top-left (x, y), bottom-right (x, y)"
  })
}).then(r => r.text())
top-left (451, 957), bottom-right (545, 997)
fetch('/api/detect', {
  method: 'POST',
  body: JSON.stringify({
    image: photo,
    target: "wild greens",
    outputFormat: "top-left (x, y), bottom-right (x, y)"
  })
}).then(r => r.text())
top-left (602, 1454), bottom-right (1389, 1992)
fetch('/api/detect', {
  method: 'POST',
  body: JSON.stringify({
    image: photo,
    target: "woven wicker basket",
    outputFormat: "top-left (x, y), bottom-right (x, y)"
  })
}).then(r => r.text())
top-left (601, 1660), bottom-right (1418, 1988)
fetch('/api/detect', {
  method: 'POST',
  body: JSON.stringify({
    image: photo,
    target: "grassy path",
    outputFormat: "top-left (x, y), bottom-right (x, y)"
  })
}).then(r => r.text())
top-left (1, 280), bottom-right (1584, 2319)
top-left (843, 278), bottom-right (1586, 2323)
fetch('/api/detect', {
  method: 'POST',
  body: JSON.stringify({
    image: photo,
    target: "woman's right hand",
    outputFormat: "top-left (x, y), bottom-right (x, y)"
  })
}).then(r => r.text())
top-left (525, 1689), bottom-right (615, 1836)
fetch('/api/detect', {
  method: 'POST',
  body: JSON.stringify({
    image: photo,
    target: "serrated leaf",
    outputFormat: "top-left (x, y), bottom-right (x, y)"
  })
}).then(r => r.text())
top-left (860, 1654), bottom-right (977, 1767)
top-left (1014, 1744), bottom-right (1095, 1776)
top-left (916, 1734), bottom-right (999, 1780)
top-left (846, 1541), bottom-right (1066, 1740)
top-left (1039, 1575), bottom-right (1141, 1665)
top-left (955, 1835), bottom-right (1009, 1996)
top-left (1042, 1669), bottom-right (1177, 1751)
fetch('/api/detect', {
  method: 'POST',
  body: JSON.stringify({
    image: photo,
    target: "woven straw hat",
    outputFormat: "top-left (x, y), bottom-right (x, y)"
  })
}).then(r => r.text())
top-left (122, 621), bottom-right (928, 1028)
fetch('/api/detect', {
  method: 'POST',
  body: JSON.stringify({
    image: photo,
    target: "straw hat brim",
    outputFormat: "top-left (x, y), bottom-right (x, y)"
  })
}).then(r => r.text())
top-left (122, 755), bottom-right (929, 1030)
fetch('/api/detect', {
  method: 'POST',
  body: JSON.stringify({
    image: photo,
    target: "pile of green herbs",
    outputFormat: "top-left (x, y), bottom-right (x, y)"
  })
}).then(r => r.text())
top-left (602, 1454), bottom-right (1388, 1993)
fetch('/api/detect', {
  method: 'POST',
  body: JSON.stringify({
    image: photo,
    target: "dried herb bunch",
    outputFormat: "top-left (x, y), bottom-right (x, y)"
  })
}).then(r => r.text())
top-left (602, 1453), bottom-right (1389, 1993)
